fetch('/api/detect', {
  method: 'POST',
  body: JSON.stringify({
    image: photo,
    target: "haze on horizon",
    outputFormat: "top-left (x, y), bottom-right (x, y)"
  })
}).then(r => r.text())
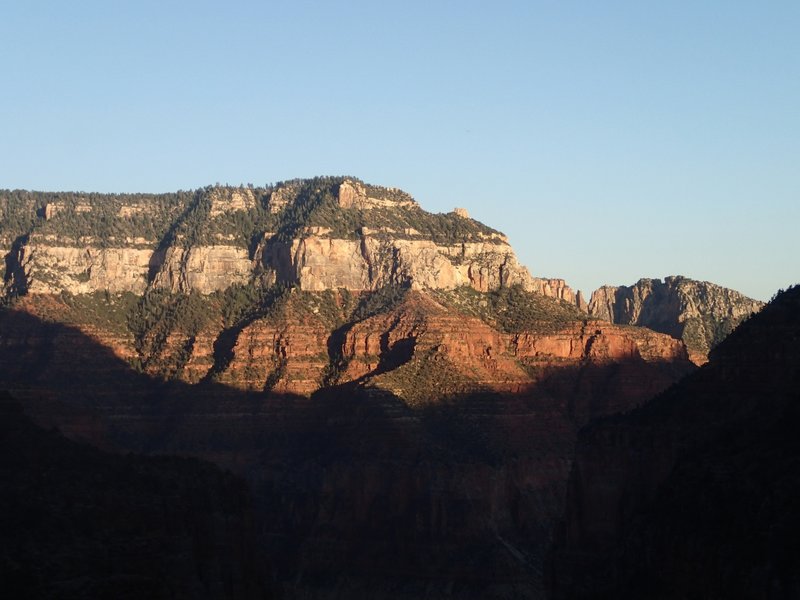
top-left (2, 1), bottom-right (797, 302)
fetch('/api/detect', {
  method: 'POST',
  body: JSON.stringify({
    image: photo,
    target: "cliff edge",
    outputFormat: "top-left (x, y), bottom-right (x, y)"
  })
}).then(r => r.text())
top-left (1, 178), bottom-right (575, 302)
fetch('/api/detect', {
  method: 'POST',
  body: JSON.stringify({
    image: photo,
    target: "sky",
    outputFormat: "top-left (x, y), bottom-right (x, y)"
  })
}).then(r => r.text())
top-left (1, 1), bottom-right (798, 301)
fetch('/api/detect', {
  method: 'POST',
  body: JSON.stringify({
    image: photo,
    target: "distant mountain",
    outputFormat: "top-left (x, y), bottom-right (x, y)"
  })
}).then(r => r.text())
top-left (0, 391), bottom-right (268, 599)
top-left (552, 285), bottom-right (800, 599)
top-left (586, 276), bottom-right (763, 363)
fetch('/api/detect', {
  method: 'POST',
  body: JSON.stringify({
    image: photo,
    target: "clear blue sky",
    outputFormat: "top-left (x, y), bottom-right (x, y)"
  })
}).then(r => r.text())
top-left (2, 1), bottom-right (798, 301)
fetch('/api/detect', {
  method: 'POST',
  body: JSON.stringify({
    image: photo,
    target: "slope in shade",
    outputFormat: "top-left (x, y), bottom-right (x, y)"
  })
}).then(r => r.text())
top-left (0, 296), bottom-right (695, 598)
top-left (552, 285), bottom-right (800, 599)
top-left (0, 392), bottom-right (269, 599)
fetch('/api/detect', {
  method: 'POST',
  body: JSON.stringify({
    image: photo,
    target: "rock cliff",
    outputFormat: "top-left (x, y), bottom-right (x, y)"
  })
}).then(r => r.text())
top-left (12, 234), bottom-right (155, 294)
top-left (586, 276), bottom-right (763, 363)
top-left (1, 178), bottom-right (575, 301)
top-left (552, 285), bottom-right (800, 599)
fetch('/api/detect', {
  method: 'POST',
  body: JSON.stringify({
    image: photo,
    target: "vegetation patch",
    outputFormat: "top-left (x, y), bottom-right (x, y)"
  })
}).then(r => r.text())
top-left (364, 205), bottom-right (502, 244)
top-left (127, 290), bottom-right (215, 376)
top-left (682, 315), bottom-right (742, 355)
top-left (374, 348), bottom-right (483, 407)
top-left (205, 283), bottom-right (294, 382)
top-left (432, 285), bottom-right (585, 333)
top-left (350, 284), bottom-right (410, 322)
top-left (59, 291), bottom-right (141, 335)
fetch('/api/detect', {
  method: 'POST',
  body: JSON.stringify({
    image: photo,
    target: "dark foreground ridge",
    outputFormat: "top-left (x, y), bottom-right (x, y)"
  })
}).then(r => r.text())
top-left (552, 285), bottom-right (800, 599)
top-left (0, 391), bottom-right (269, 599)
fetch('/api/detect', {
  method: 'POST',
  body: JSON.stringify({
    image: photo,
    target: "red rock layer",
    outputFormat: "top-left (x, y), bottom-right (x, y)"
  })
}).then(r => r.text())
top-left (338, 292), bottom-right (530, 394)
top-left (216, 309), bottom-right (331, 395)
top-left (337, 293), bottom-right (689, 406)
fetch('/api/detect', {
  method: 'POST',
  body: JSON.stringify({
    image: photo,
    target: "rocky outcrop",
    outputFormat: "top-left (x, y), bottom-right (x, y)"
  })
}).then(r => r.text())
top-left (337, 179), bottom-right (417, 210)
top-left (512, 322), bottom-right (687, 364)
top-left (586, 276), bottom-right (764, 363)
top-left (11, 237), bottom-right (257, 296)
top-left (152, 245), bottom-right (253, 294)
top-left (143, 289), bottom-right (690, 400)
top-left (214, 298), bottom-right (334, 395)
top-left (530, 277), bottom-right (578, 304)
top-left (336, 291), bottom-right (532, 397)
top-left (273, 234), bottom-right (540, 293)
top-left (551, 285), bottom-right (800, 599)
top-left (333, 292), bottom-right (690, 406)
top-left (11, 234), bottom-right (154, 295)
top-left (208, 186), bottom-right (257, 217)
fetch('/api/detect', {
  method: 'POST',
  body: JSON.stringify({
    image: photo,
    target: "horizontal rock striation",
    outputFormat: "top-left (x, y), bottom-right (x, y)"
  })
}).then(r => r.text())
top-left (1, 178), bottom-right (577, 302)
top-left (5, 177), bottom-right (745, 598)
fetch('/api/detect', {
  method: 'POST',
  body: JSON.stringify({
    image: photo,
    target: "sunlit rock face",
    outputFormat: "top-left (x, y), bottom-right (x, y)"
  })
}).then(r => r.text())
top-left (152, 245), bottom-right (252, 294)
top-left (586, 276), bottom-right (763, 364)
top-left (2, 178), bottom-right (576, 303)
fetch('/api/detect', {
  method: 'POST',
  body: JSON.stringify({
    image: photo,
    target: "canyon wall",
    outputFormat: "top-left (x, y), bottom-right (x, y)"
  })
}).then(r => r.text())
top-left (0, 392), bottom-right (268, 599)
top-left (7, 177), bottom-right (765, 598)
top-left (1, 179), bottom-right (575, 302)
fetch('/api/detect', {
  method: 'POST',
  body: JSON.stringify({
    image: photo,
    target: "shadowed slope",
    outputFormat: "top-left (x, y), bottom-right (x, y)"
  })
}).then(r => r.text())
top-left (0, 392), bottom-right (268, 599)
top-left (552, 285), bottom-right (800, 599)
top-left (0, 301), bottom-right (695, 598)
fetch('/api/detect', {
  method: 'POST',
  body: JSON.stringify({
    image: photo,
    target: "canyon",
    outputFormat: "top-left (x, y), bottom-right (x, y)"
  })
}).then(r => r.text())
top-left (0, 286), bottom-right (694, 597)
top-left (0, 177), bottom-right (770, 598)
